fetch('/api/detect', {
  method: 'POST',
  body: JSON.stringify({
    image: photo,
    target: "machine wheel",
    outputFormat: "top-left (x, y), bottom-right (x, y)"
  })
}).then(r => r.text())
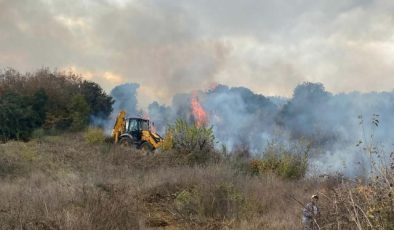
top-left (119, 137), bottom-right (134, 149)
top-left (140, 142), bottom-right (154, 152)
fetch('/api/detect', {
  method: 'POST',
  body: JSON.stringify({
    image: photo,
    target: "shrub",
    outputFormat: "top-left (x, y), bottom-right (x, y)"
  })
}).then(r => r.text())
top-left (318, 175), bottom-right (394, 229)
top-left (84, 128), bottom-right (105, 144)
top-left (164, 119), bottom-right (217, 165)
top-left (249, 143), bottom-right (309, 179)
top-left (161, 131), bottom-right (174, 151)
top-left (31, 128), bottom-right (45, 140)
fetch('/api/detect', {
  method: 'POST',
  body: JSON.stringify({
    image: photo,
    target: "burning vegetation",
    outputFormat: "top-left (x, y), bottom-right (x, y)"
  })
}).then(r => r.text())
top-left (1, 68), bottom-right (394, 229)
top-left (191, 93), bottom-right (208, 127)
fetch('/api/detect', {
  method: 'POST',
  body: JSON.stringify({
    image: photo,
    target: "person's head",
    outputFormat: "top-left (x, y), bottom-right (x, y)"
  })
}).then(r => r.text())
top-left (311, 194), bottom-right (319, 204)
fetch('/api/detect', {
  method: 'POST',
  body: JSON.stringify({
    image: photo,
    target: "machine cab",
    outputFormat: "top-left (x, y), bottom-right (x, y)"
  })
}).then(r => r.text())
top-left (125, 118), bottom-right (150, 142)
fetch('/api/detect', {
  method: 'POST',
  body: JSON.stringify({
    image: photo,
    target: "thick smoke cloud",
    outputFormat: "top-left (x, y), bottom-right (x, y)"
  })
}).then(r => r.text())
top-left (144, 82), bottom-right (394, 176)
top-left (92, 83), bottom-right (140, 133)
top-left (202, 85), bottom-right (279, 152)
top-left (111, 83), bottom-right (140, 117)
top-left (100, 80), bottom-right (394, 176)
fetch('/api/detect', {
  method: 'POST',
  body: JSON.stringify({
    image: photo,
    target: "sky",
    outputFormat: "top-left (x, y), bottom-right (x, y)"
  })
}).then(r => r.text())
top-left (1, 0), bottom-right (394, 107)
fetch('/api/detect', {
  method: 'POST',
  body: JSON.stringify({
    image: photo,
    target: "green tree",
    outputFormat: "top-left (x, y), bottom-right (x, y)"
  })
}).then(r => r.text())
top-left (0, 68), bottom-right (115, 137)
top-left (31, 88), bottom-right (48, 127)
top-left (68, 95), bottom-right (90, 131)
top-left (80, 81), bottom-right (113, 119)
top-left (0, 92), bottom-right (36, 141)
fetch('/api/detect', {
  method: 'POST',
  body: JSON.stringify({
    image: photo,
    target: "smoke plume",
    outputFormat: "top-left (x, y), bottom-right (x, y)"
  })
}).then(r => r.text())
top-left (111, 83), bottom-right (140, 117)
top-left (104, 82), bottom-right (394, 176)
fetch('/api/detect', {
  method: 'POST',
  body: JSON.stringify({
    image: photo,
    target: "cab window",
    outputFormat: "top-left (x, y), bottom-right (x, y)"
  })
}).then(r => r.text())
top-left (128, 119), bottom-right (138, 132)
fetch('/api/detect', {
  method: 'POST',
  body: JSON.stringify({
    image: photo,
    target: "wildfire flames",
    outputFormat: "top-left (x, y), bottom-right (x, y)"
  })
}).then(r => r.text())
top-left (191, 93), bottom-right (208, 127)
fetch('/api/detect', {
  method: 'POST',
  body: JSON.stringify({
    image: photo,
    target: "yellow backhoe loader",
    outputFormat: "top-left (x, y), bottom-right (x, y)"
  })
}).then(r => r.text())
top-left (112, 111), bottom-right (163, 151)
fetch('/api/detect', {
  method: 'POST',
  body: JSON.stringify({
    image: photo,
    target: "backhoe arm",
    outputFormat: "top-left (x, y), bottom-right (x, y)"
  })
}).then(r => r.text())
top-left (112, 111), bottom-right (126, 143)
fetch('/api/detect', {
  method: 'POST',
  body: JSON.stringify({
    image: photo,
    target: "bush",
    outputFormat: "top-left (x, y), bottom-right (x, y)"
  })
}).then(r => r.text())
top-left (84, 128), bottom-right (105, 144)
top-left (31, 128), bottom-right (45, 140)
top-left (318, 174), bottom-right (394, 229)
top-left (249, 143), bottom-right (309, 179)
top-left (164, 119), bottom-right (218, 165)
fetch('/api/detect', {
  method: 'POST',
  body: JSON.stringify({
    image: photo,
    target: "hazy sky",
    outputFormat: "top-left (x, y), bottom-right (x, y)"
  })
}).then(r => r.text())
top-left (1, 0), bottom-right (394, 106)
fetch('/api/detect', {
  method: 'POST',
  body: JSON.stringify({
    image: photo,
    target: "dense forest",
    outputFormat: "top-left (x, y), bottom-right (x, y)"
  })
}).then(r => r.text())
top-left (0, 68), bottom-right (113, 141)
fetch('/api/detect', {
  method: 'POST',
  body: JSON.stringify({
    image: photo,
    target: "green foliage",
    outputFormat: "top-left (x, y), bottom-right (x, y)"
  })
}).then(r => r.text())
top-left (31, 88), bottom-right (48, 127)
top-left (165, 119), bottom-right (217, 165)
top-left (81, 81), bottom-right (113, 119)
top-left (249, 144), bottom-right (309, 179)
top-left (31, 128), bottom-right (46, 140)
top-left (0, 92), bottom-right (37, 141)
top-left (84, 127), bottom-right (105, 144)
top-left (0, 68), bottom-right (113, 140)
top-left (69, 95), bottom-right (90, 131)
top-left (169, 119), bottom-right (215, 151)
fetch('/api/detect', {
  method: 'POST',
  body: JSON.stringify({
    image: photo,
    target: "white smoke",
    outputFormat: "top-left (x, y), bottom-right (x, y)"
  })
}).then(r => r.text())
top-left (100, 81), bottom-right (394, 176)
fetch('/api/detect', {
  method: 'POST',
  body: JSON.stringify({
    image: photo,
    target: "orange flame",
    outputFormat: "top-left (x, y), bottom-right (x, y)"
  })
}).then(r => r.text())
top-left (191, 93), bottom-right (208, 127)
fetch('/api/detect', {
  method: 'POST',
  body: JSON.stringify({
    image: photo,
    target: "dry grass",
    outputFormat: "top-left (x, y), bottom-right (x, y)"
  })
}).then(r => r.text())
top-left (0, 133), bottom-right (392, 229)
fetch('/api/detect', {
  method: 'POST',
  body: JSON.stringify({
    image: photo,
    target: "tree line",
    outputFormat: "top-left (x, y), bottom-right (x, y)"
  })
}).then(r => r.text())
top-left (0, 68), bottom-right (114, 141)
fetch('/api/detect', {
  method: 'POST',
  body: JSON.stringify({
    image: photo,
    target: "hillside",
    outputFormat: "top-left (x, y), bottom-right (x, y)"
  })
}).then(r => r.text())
top-left (0, 132), bottom-right (311, 229)
top-left (1, 131), bottom-right (392, 229)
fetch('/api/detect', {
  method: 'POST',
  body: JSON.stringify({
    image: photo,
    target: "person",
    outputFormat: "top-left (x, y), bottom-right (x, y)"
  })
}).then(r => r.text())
top-left (302, 194), bottom-right (320, 230)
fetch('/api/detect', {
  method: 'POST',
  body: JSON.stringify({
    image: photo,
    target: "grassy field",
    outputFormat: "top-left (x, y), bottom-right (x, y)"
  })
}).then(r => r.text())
top-left (0, 132), bottom-right (392, 229)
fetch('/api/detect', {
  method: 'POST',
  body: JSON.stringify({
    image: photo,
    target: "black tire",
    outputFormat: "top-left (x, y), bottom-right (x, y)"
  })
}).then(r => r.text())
top-left (140, 142), bottom-right (154, 152)
top-left (119, 137), bottom-right (134, 149)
